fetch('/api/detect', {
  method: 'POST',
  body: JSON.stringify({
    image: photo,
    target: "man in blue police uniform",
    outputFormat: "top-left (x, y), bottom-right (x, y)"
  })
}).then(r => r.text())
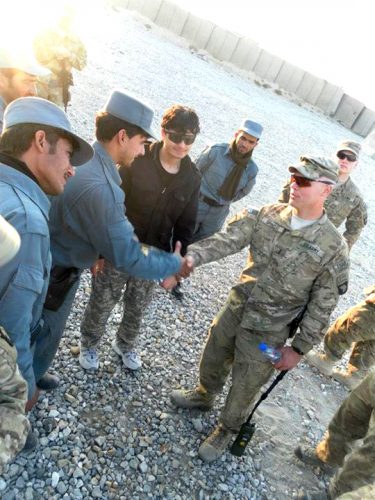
top-left (33, 90), bottom-right (193, 385)
top-left (0, 97), bottom-right (93, 420)
top-left (192, 119), bottom-right (262, 242)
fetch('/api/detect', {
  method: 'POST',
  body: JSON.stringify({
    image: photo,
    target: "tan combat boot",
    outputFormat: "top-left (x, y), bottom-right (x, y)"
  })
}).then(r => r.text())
top-left (304, 351), bottom-right (336, 376)
top-left (294, 445), bottom-right (334, 473)
top-left (198, 425), bottom-right (234, 462)
top-left (332, 367), bottom-right (365, 390)
top-left (170, 388), bottom-right (214, 411)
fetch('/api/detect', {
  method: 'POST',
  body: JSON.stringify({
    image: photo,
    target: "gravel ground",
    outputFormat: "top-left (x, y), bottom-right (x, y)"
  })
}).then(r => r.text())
top-left (1, 5), bottom-right (375, 499)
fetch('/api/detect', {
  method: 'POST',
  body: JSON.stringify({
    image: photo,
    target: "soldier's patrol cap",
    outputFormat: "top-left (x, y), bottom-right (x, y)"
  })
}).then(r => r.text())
top-left (0, 48), bottom-right (50, 77)
top-left (3, 97), bottom-right (94, 166)
top-left (289, 155), bottom-right (338, 184)
top-left (103, 90), bottom-right (157, 139)
top-left (238, 119), bottom-right (263, 139)
top-left (336, 140), bottom-right (361, 157)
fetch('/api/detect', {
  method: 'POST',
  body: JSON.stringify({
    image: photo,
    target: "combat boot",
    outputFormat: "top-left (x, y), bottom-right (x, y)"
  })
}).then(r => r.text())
top-left (198, 425), bottom-right (234, 462)
top-left (332, 368), bottom-right (364, 390)
top-left (170, 388), bottom-right (214, 411)
top-left (294, 445), bottom-right (334, 473)
top-left (304, 351), bottom-right (336, 376)
top-left (296, 490), bottom-right (330, 500)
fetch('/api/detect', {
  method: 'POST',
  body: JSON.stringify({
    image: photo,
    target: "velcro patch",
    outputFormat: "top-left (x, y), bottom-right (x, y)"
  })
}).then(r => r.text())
top-left (246, 207), bottom-right (259, 219)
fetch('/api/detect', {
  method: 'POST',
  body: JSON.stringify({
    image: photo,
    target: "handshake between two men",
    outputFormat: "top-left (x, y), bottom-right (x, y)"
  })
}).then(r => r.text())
top-left (160, 241), bottom-right (194, 290)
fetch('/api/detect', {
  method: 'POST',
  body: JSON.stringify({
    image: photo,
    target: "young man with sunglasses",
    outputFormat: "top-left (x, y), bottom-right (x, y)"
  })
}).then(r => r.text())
top-left (192, 120), bottom-right (262, 243)
top-left (33, 93), bottom-right (192, 387)
top-left (170, 156), bottom-right (349, 462)
top-left (78, 105), bottom-right (200, 371)
top-left (279, 140), bottom-right (366, 250)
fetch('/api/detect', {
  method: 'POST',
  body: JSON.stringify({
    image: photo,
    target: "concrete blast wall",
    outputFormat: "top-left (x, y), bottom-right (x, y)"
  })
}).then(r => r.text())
top-left (351, 108), bottom-right (375, 137)
top-left (110, 0), bottom-right (372, 136)
top-left (334, 95), bottom-right (365, 129)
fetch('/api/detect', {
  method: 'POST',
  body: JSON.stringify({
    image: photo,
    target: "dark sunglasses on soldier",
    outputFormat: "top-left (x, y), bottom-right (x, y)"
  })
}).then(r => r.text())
top-left (164, 129), bottom-right (196, 145)
top-left (337, 151), bottom-right (357, 162)
top-left (290, 175), bottom-right (334, 188)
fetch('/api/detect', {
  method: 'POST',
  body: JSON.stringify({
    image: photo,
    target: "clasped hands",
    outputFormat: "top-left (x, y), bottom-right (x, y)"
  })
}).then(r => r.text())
top-left (160, 241), bottom-right (195, 290)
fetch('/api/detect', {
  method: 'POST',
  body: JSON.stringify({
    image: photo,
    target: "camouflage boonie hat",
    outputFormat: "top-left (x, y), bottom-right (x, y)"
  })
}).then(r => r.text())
top-left (336, 140), bottom-right (361, 157)
top-left (289, 156), bottom-right (338, 184)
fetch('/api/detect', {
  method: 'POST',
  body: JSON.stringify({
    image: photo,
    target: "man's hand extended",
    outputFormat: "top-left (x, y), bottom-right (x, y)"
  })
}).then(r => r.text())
top-left (160, 275), bottom-right (178, 290)
top-left (91, 258), bottom-right (105, 277)
top-left (25, 388), bottom-right (40, 412)
top-left (273, 346), bottom-right (302, 371)
top-left (174, 241), bottom-right (194, 278)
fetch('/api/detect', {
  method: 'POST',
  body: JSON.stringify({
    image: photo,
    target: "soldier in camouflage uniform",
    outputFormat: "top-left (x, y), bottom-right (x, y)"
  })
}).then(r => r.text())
top-left (279, 141), bottom-right (366, 250)
top-left (170, 156), bottom-right (349, 462)
top-left (33, 7), bottom-right (87, 109)
top-left (295, 372), bottom-right (375, 499)
top-left (0, 327), bottom-right (29, 471)
top-left (305, 285), bottom-right (375, 389)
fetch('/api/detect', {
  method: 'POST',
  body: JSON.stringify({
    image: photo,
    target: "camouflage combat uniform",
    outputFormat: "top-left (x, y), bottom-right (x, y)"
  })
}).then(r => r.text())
top-left (315, 372), bottom-right (375, 498)
top-left (0, 327), bottom-right (29, 472)
top-left (33, 27), bottom-right (87, 108)
top-left (187, 204), bottom-right (349, 430)
top-left (324, 285), bottom-right (375, 373)
top-left (278, 177), bottom-right (367, 250)
top-left (337, 484), bottom-right (375, 499)
top-left (80, 262), bottom-right (155, 352)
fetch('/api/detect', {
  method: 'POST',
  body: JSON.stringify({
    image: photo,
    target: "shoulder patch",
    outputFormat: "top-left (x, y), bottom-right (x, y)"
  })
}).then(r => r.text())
top-left (246, 207), bottom-right (259, 219)
top-left (333, 258), bottom-right (348, 274)
top-left (338, 281), bottom-right (348, 295)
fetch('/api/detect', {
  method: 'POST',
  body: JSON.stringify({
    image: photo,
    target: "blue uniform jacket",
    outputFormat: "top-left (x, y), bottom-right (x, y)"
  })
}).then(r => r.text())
top-left (196, 143), bottom-right (258, 205)
top-left (0, 164), bottom-right (51, 398)
top-left (49, 141), bottom-right (181, 278)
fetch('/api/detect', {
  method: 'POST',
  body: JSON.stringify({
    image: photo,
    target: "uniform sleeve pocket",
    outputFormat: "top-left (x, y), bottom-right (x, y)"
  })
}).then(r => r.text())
top-left (12, 265), bottom-right (45, 294)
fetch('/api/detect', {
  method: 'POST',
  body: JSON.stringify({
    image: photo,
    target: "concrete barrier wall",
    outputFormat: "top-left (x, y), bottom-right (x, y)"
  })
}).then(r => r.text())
top-left (110, 0), bottom-right (373, 136)
top-left (315, 82), bottom-right (344, 116)
top-left (154, 0), bottom-right (188, 35)
top-left (275, 62), bottom-right (305, 94)
top-left (180, 13), bottom-right (215, 49)
top-left (229, 37), bottom-right (262, 72)
top-left (351, 108), bottom-right (375, 137)
top-left (253, 51), bottom-right (283, 82)
top-left (334, 95), bottom-right (365, 129)
top-left (295, 72), bottom-right (326, 106)
top-left (205, 26), bottom-right (241, 62)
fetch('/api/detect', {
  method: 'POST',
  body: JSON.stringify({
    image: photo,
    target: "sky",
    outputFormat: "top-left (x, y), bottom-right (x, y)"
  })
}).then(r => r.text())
top-left (1, 0), bottom-right (373, 109)
top-left (174, 0), bottom-right (375, 110)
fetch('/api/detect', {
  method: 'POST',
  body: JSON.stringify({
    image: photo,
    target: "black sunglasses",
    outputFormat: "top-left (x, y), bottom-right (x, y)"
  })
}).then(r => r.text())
top-left (337, 151), bottom-right (357, 162)
top-left (290, 175), bottom-right (334, 188)
top-left (164, 129), bottom-right (196, 145)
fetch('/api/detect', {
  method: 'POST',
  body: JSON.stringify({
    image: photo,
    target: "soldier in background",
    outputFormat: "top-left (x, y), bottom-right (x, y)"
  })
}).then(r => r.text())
top-left (33, 6), bottom-right (87, 110)
top-left (305, 285), bottom-right (375, 389)
top-left (279, 140), bottom-right (366, 250)
top-left (0, 219), bottom-right (29, 466)
top-left (295, 372), bottom-right (375, 499)
top-left (0, 49), bottom-right (49, 132)
top-left (170, 156), bottom-right (349, 462)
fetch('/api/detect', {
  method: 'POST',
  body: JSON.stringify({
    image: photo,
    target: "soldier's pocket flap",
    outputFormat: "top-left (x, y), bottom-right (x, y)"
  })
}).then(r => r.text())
top-left (12, 264), bottom-right (45, 294)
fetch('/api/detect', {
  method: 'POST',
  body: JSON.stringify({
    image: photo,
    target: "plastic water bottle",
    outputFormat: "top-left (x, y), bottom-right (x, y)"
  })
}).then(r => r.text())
top-left (258, 342), bottom-right (282, 363)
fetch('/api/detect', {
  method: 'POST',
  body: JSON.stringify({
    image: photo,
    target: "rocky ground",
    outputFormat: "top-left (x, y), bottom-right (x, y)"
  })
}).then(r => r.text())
top-left (1, 4), bottom-right (375, 499)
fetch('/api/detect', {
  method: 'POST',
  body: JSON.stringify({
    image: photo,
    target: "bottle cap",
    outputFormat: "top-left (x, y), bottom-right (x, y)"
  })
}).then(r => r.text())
top-left (258, 342), bottom-right (267, 352)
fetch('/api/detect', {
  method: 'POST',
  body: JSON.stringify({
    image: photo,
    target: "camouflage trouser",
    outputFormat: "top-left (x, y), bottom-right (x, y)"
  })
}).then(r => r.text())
top-left (80, 260), bottom-right (156, 352)
top-left (315, 372), bottom-right (375, 498)
top-left (197, 298), bottom-right (289, 431)
top-left (0, 327), bottom-right (29, 472)
top-left (324, 300), bottom-right (375, 372)
top-left (337, 484), bottom-right (375, 499)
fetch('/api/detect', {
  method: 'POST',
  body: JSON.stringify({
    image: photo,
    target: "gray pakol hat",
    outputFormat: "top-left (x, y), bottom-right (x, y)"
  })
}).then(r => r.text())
top-left (3, 97), bottom-right (93, 166)
top-left (289, 155), bottom-right (339, 184)
top-left (103, 90), bottom-right (157, 139)
top-left (239, 119), bottom-right (263, 139)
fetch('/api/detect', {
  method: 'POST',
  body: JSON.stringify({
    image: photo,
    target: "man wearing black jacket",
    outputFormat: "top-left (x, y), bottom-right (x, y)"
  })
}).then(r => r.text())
top-left (79, 105), bottom-right (200, 371)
